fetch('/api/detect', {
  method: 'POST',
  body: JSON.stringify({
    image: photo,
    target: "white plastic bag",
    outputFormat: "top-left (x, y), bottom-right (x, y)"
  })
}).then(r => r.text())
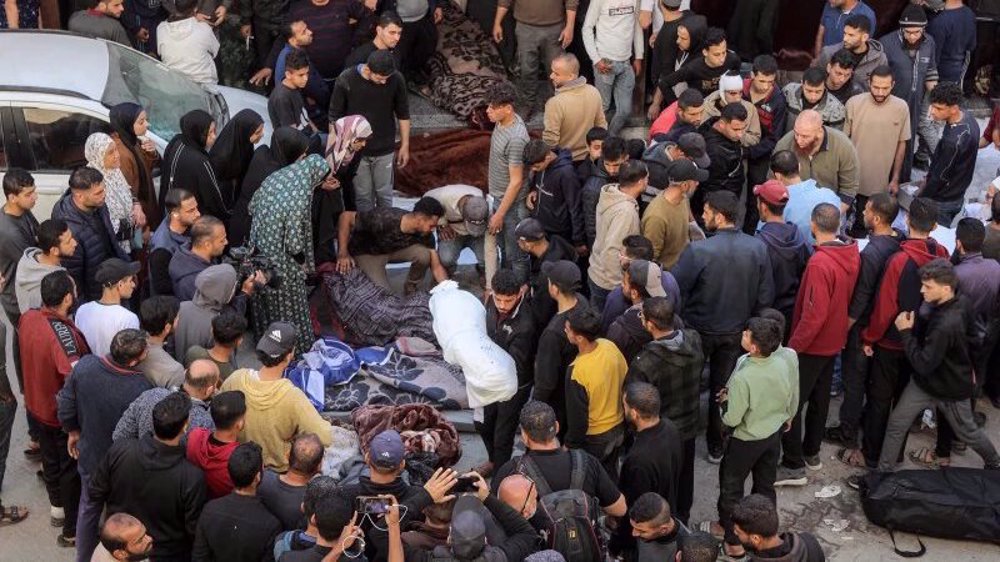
top-left (429, 281), bottom-right (517, 408)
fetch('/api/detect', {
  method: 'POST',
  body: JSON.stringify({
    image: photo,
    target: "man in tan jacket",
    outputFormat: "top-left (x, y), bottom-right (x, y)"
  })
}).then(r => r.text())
top-left (589, 160), bottom-right (648, 311)
top-left (543, 53), bottom-right (608, 162)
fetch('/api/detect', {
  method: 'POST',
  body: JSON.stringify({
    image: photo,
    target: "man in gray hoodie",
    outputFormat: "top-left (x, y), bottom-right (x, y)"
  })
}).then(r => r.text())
top-left (588, 159), bottom-right (647, 311)
top-left (816, 14), bottom-right (887, 88)
top-left (172, 265), bottom-right (246, 363)
top-left (15, 219), bottom-right (75, 315)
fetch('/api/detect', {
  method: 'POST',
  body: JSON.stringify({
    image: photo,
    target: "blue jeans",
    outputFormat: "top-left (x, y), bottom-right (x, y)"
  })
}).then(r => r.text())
top-left (593, 59), bottom-right (635, 135)
top-left (437, 233), bottom-right (486, 273)
top-left (588, 279), bottom-right (611, 313)
top-left (498, 199), bottom-right (530, 282)
top-left (76, 467), bottom-right (101, 562)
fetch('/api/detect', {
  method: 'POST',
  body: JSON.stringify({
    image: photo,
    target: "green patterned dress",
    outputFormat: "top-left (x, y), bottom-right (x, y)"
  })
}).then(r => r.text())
top-left (248, 153), bottom-right (331, 351)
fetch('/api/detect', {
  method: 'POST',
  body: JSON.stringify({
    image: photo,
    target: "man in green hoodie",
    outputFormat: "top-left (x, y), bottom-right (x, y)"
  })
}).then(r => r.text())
top-left (710, 316), bottom-right (796, 559)
top-left (588, 159), bottom-right (647, 311)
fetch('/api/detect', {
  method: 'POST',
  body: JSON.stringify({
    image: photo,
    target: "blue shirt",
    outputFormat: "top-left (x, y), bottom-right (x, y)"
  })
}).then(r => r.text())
top-left (821, 1), bottom-right (877, 47)
top-left (927, 6), bottom-right (977, 83)
top-left (783, 179), bottom-right (841, 243)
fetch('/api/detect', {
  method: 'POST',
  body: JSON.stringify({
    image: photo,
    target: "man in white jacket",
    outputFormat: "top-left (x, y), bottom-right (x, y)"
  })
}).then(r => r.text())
top-left (582, 0), bottom-right (644, 134)
top-left (157, 0), bottom-right (220, 86)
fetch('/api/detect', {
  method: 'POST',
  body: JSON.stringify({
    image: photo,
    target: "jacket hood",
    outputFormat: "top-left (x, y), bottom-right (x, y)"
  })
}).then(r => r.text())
top-left (861, 39), bottom-right (885, 65)
top-left (185, 428), bottom-right (234, 467)
top-left (815, 238), bottom-right (861, 277)
top-left (231, 369), bottom-right (295, 410)
top-left (544, 234), bottom-right (578, 262)
top-left (649, 329), bottom-right (702, 361)
top-left (551, 148), bottom-right (575, 172)
top-left (642, 141), bottom-right (674, 169)
top-left (680, 14), bottom-right (708, 53)
top-left (597, 184), bottom-right (638, 215)
top-left (17, 247), bottom-right (62, 287)
top-left (163, 17), bottom-right (198, 40)
top-left (138, 435), bottom-right (188, 471)
top-left (900, 237), bottom-right (945, 265)
top-left (192, 264), bottom-right (239, 310)
top-left (758, 222), bottom-right (811, 261)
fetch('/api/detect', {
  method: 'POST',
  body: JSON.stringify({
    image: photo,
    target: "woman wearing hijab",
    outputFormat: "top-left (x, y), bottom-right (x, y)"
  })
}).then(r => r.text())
top-left (313, 115), bottom-right (372, 262)
top-left (159, 109), bottom-right (228, 221)
top-left (85, 133), bottom-right (146, 254)
top-left (249, 154), bottom-right (331, 351)
top-left (228, 126), bottom-right (310, 247)
top-left (208, 109), bottom-right (265, 208)
top-left (110, 102), bottom-right (162, 228)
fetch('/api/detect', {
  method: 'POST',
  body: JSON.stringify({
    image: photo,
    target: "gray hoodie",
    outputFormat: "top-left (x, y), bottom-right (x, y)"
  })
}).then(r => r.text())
top-left (589, 184), bottom-right (640, 291)
top-left (15, 248), bottom-right (64, 314)
top-left (173, 264), bottom-right (243, 362)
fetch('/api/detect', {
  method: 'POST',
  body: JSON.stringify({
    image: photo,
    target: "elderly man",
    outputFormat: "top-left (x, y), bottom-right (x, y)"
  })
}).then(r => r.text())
top-left (774, 110), bottom-right (858, 215)
top-left (543, 53), bottom-right (608, 162)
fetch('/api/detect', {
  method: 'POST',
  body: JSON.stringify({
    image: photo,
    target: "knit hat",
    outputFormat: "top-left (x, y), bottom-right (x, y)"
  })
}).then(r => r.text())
top-left (899, 5), bottom-right (928, 27)
top-left (719, 73), bottom-right (743, 95)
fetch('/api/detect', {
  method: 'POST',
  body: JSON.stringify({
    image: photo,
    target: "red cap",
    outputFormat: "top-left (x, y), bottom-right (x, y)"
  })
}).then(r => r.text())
top-left (753, 180), bottom-right (789, 205)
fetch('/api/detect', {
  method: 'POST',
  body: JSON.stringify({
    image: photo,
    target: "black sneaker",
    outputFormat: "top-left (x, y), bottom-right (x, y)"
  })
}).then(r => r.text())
top-left (707, 446), bottom-right (724, 465)
top-left (57, 534), bottom-right (76, 548)
top-left (823, 425), bottom-right (854, 447)
top-left (846, 474), bottom-right (864, 491)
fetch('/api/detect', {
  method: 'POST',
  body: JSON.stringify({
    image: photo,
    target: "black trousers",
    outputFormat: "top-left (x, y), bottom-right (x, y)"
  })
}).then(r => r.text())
top-left (34, 416), bottom-right (80, 537)
top-left (984, 329), bottom-right (1000, 402)
top-left (475, 384), bottom-right (532, 469)
top-left (718, 432), bottom-right (780, 545)
top-left (726, 0), bottom-right (780, 61)
top-left (584, 423), bottom-right (625, 482)
top-left (398, 16), bottom-right (438, 81)
top-left (837, 324), bottom-right (868, 446)
top-left (252, 19), bottom-right (281, 68)
top-left (677, 437), bottom-right (696, 524)
top-left (702, 333), bottom-right (744, 454)
top-left (861, 347), bottom-right (911, 466)
top-left (782, 353), bottom-right (835, 469)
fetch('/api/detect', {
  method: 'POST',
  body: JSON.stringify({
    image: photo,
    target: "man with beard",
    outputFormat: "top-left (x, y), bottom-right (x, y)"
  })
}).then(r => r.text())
top-left (514, 218), bottom-right (578, 328)
top-left (825, 49), bottom-right (865, 105)
top-left (344, 11), bottom-right (404, 69)
top-left (91, 513), bottom-right (154, 562)
top-left (643, 160), bottom-right (707, 271)
top-left (628, 492), bottom-right (690, 562)
top-left (774, 110), bottom-right (858, 216)
top-left (476, 269), bottom-right (538, 477)
top-left (815, 0), bottom-right (876, 54)
top-left (879, 5), bottom-right (939, 180)
top-left (149, 189), bottom-right (200, 297)
top-left (731, 494), bottom-right (825, 561)
top-left (844, 66), bottom-right (911, 237)
top-left (695, 103), bottom-right (746, 225)
top-left (582, 136), bottom-right (628, 250)
top-left (817, 14), bottom-right (887, 87)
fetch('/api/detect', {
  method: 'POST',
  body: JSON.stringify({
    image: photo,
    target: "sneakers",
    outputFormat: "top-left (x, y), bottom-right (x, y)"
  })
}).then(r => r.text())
top-left (774, 466), bottom-right (808, 487)
top-left (57, 534), bottom-right (76, 548)
top-left (823, 425), bottom-right (854, 448)
top-left (846, 474), bottom-right (864, 491)
top-left (707, 447), bottom-right (724, 465)
top-left (50, 506), bottom-right (65, 528)
top-left (805, 455), bottom-right (824, 471)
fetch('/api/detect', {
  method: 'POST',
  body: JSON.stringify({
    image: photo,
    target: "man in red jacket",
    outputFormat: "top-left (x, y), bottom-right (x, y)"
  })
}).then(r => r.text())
top-left (854, 197), bottom-right (949, 469)
top-left (19, 270), bottom-right (89, 546)
top-left (185, 390), bottom-right (246, 499)
top-left (776, 203), bottom-right (859, 487)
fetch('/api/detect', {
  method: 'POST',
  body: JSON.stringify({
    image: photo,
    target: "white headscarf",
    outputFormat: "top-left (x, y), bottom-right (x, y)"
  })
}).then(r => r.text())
top-left (85, 133), bottom-right (134, 253)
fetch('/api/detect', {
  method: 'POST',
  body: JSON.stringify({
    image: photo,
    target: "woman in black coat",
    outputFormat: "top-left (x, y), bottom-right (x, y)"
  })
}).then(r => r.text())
top-left (228, 127), bottom-right (310, 248)
top-left (159, 110), bottom-right (228, 221)
top-left (208, 109), bottom-right (265, 209)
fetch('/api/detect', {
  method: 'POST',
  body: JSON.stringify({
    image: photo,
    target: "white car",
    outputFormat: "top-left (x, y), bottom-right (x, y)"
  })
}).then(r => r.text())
top-left (0, 30), bottom-right (271, 219)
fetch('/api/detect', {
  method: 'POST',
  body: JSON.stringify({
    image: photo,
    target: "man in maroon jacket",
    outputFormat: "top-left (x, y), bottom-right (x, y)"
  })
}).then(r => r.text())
top-left (776, 203), bottom-right (859, 487)
top-left (854, 197), bottom-right (949, 468)
top-left (19, 270), bottom-right (89, 546)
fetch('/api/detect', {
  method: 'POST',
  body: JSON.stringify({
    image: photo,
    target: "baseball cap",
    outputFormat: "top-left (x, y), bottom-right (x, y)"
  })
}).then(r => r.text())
top-left (541, 260), bottom-right (581, 292)
top-left (627, 260), bottom-right (667, 298)
top-left (899, 5), bottom-right (928, 27)
top-left (256, 321), bottom-right (298, 359)
top-left (667, 159), bottom-right (709, 183)
top-left (677, 132), bottom-right (710, 169)
top-left (514, 218), bottom-right (546, 242)
top-left (753, 180), bottom-right (790, 206)
top-left (450, 495), bottom-right (488, 558)
top-left (461, 196), bottom-right (489, 237)
top-left (368, 429), bottom-right (405, 470)
top-left (94, 258), bottom-right (141, 286)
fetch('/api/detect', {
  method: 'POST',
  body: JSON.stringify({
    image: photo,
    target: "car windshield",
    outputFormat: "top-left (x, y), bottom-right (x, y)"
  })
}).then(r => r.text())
top-left (100, 42), bottom-right (225, 140)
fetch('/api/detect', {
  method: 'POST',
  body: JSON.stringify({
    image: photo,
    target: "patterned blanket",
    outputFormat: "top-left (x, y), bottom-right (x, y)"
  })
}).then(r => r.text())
top-left (324, 346), bottom-right (468, 412)
top-left (351, 403), bottom-right (462, 467)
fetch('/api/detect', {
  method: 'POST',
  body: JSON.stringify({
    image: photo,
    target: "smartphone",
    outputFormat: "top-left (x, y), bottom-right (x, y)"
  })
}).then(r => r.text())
top-left (453, 476), bottom-right (479, 494)
top-left (355, 496), bottom-right (390, 515)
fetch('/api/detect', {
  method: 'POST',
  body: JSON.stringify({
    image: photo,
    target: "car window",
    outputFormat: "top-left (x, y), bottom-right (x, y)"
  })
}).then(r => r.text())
top-left (101, 43), bottom-right (221, 141)
top-left (0, 124), bottom-right (6, 169)
top-left (23, 107), bottom-right (110, 172)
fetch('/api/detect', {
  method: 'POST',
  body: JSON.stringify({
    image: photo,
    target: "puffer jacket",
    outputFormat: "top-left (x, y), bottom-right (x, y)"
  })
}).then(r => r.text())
top-left (168, 246), bottom-right (214, 302)
top-left (880, 30), bottom-right (938, 110)
top-left (783, 83), bottom-right (846, 132)
top-left (50, 191), bottom-right (130, 302)
top-left (625, 329), bottom-right (704, 440)
top-left (580, 160), bottom-right (614, 248)
top-left (589, 184), bottom-right (641, 291)
top-left (756, 221), bottom-right (812, 317)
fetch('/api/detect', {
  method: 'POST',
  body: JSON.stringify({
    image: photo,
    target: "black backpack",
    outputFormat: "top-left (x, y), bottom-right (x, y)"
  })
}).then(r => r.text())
top-left (518, 450), bottom-right (605, 562)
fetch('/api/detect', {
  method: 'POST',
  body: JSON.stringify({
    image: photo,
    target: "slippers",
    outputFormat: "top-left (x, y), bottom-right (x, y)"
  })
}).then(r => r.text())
top-left (0, 505), bottom-right (29, 526)
top-left (836, 447), bottom-right (867, 468)
top-left (908, 447), bottom-right (950, 468)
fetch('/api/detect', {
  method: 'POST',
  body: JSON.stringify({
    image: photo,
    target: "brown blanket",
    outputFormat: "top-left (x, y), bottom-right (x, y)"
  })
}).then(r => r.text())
top-left (396, 129), bottom-right (493, 197)
top-left (351, 403), bottom-right (462, 468)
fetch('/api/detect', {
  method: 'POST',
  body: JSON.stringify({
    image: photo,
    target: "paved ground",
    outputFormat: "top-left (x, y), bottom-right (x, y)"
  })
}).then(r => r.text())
top-left (2, 121), bottom-right (1000, 561)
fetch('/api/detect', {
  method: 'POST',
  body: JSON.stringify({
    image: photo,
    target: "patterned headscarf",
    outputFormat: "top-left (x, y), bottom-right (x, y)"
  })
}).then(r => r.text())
top-left (85, 133), bottom-right (134, 252)
top-left (326, 115), bottom-right (373, 173)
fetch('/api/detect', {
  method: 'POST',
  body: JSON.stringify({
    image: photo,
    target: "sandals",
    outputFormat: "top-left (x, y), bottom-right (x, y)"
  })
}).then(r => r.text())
top-left (908, 447), bottom-right (950, 468)
top-left (836, 447), bottom-right (867, 468)
top-left (0, 505), bottom-right (29, 526)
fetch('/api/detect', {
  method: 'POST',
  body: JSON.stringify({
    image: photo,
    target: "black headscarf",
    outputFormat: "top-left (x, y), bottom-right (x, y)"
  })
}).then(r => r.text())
top-left (110, 102), bottom-right (143, 147)
top-left (109, 102), bottom-right (160, 226)
top-left (179, 109), bottom-right (215, 153)
top-left (209, 109), bottom-right (265, 182)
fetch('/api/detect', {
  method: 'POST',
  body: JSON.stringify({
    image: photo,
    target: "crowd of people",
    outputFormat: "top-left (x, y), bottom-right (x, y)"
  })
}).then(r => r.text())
top-left (2, 0), bottom-right (1000, 561)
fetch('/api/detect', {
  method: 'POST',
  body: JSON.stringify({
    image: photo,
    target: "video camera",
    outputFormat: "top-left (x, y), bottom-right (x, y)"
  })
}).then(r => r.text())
top-left (224, 245), bottom-right (282, 291)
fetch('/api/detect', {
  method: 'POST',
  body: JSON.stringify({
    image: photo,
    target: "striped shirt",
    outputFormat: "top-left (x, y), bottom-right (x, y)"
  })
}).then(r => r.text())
top-left (488, 114), bottom-right (530, 200)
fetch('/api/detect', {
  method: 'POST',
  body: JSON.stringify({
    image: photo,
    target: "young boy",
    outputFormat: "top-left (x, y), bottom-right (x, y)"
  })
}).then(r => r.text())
top-left (578, 126), bottom-right (609, 182)
top-left (712, 316), bottom-right (796, 559)
top-left (267, 50), bottom-right (317, 133)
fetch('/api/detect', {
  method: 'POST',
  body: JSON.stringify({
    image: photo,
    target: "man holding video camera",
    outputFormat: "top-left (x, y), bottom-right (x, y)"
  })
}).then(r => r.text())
top-left (168, 215), bottom-right (265, 302)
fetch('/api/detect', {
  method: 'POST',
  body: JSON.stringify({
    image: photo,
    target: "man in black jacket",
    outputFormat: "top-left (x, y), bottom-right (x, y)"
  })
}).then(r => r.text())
top-left (51, 167), bottom-right (130, 303)
top-left (628, 492), bottom-right (690, 562)
top-left (671, 191), bottom-right (774, 462)
top-left (476, 269), bottom-right (538, 477)
top-left (514, 218), bottom-right (578, 329)
top-left (581, 137), bottom-right (627, 250)
top-left (872, 259), bottom-right (1000, 473)
top-left (695, 104), bottom-right (747, 224)
top-left (732, 494), bottom-right (825, 561)
top-left (523, 140), bottom-right (586, 253)
top-left (615, 383), bottom-right (684, 557)
top-left (193, 441), bottom-right (282, 561)
top-left (606, 260), bottom-right (666, 361)
top-left (918, 83), bottom-right (980, 226)
top-left (828, 193), bottom-right (903, 451)
top-left (626, 296), bottom-right (703, 523)
top-left (89, 392), bottom-right (207, 561)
